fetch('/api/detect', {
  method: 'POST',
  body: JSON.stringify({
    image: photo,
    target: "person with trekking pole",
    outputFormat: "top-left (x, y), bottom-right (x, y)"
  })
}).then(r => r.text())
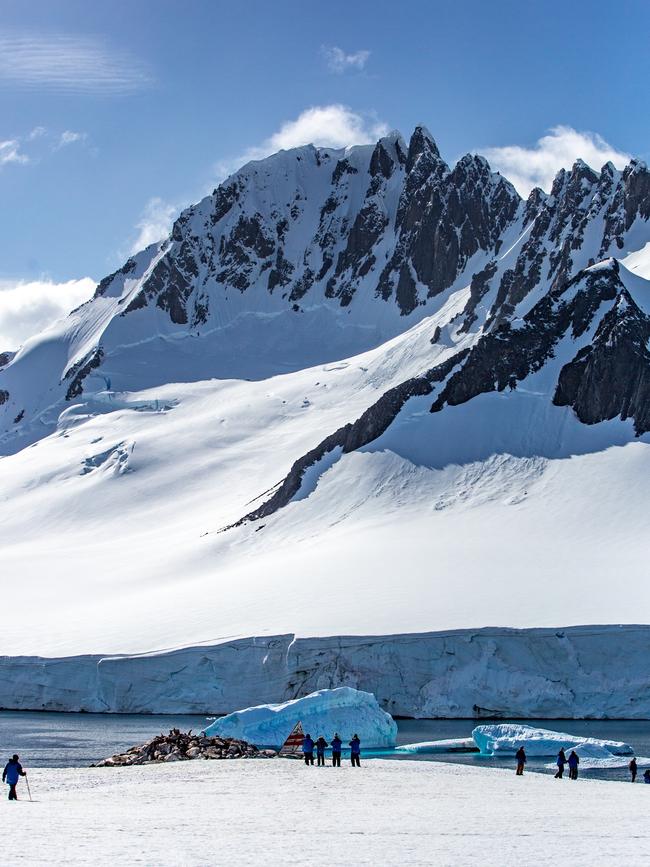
top-left (3, 754), bottom-right (27, 801)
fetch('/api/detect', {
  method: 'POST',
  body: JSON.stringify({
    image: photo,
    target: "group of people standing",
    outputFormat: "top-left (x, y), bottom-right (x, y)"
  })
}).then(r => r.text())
top-left (301, 733), bottom-right (361, 767)
top-left (553, 748), bottom-right (580, 779)
top-left (516, 747), bottom-right (650, 782)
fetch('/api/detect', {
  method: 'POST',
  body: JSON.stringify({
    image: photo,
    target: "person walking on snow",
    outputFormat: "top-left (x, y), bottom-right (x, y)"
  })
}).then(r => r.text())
top-left (515, 746), bottom-right (526, 775)
top-left (555, 748), bottom-right (567, 779)
top-left (331, 733), bottom-right (342, 767)
top-left (302, 734), bottom-right (314, 766)
top-left (316, 736), bottom-right (328, 766)
top-left (643, 769), bottom-right (650, 784)
top-left (568, 750), bottom-right (579, 780)
top-left (3, 755), bottom-right (26, 801)
top-left (629, 757), bottom-right (638, 782)
top-left (350, 734), bottom-right (361, 767)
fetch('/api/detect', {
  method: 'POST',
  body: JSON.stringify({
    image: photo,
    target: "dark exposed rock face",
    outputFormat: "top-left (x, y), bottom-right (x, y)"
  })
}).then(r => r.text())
top-left (0, 352), bottom-right (15, 369)
top-left (64, 348), bottom-right (104, 401)
top-left (0, 389), bottom-right (8, 406)
top-left (429, 260), bottom-right (650, 435)
top-left (377, 133), bottom-right (520, 315)
top-left (554, 286), bottom-right (650, 435)
top-left (95, 257), bottom-right (137, 298)
top-left (431, 264), bottom-right (624, 412)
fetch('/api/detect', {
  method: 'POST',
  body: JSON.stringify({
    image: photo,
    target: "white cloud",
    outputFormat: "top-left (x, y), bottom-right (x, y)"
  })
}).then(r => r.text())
top-left (482, 126), bottom-right (631, 196)
top-left (321, 45), bottom-right (370, 74)
top-left (0, 139), bottom-right (29, 167)
top-left (55, 130), bottom-right (88, 150)
top-left (27, 126), bottom-right (46, 140)
top-left (130, 197), bottom-right (176, 253)
top-left (216, 104), bottom-right (389, 179)
top-left (0, 32), bottom-right (153, 94)
top-left (0, 277), bottom-right (95, 350)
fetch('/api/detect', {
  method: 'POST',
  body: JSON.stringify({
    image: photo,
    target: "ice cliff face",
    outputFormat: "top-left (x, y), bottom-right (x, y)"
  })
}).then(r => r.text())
top-left (3, 626), bottom-right (650, 719)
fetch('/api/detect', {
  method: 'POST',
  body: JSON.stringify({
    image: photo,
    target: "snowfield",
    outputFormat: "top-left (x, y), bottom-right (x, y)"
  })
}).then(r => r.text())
top-left (3, 760), bottom-right (649, 866)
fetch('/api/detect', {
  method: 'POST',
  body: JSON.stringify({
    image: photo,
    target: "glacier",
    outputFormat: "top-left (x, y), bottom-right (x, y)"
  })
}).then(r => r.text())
top-left (203, 686), bottom-right (397, 748)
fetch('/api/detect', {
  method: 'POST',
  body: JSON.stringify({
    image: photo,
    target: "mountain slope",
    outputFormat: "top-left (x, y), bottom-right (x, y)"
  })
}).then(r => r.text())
top-left (1, 127), bottom-right (650, 714)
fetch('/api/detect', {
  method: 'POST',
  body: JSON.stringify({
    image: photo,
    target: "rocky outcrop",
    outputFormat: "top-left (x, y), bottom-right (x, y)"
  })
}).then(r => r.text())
top-left (64, 348), bottom-right (104, 401)
top-left (554, 286), bottom-right (650, 434)
top-left (430, 262), bottom-right (645, 430)
top-left (92, 728), bottom-right (269, 766)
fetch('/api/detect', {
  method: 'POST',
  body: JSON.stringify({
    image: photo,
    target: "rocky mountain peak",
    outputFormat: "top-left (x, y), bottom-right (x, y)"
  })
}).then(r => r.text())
top-left (406, 125), bottom-right (442, 173)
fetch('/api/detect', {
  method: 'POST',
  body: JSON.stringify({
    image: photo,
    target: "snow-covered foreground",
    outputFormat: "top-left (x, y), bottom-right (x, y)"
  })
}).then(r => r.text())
top-left (4, 760), bottom-right (648, 866)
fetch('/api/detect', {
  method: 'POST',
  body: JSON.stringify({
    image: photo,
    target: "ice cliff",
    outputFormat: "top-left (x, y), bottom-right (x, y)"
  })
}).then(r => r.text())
top-left (2, 625), bottom-right (650, 717)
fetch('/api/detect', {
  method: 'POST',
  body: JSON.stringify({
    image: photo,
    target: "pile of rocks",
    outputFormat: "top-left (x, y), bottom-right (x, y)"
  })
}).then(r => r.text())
top-left (92, 727), bottom-right (276, 767)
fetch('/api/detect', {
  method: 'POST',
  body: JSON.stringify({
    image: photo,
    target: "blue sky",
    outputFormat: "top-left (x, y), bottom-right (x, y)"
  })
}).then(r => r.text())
top-left (0, 0), bottom-right (649, 346)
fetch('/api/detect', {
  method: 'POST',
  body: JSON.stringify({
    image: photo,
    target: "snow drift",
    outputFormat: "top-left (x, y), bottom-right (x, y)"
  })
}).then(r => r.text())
top-left (203, 687), bottom-right (397, 748)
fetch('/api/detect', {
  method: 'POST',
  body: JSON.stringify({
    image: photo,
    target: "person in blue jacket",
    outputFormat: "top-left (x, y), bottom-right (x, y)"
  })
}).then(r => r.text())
top-left (568, 750), bottom-right (579, 780)
top-left (3, 755), bottom-right (26, 800)
top-left (350, 734), bottom-right (361, 767)
top-left (302, 734), bottom-right (315, 766)
top-left (331, 733), bottom-right (342, 767)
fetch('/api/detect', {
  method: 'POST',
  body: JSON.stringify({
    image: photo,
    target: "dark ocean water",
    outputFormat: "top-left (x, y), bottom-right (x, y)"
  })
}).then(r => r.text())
top-left (1, 711), bottom-right (648, 782)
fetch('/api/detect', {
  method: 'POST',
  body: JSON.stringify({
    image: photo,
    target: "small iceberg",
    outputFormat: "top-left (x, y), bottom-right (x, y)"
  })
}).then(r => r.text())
top-left (395, 738), bottom-right (478, 754)
top-left (204, 687), bottom-right (397, 748)
top-left (472, 723), bottom-right (633, 757)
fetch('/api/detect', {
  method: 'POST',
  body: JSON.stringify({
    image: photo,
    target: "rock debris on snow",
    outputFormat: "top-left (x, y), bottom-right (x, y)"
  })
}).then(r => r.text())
top-left (92, 728), bottom-right (274, 767)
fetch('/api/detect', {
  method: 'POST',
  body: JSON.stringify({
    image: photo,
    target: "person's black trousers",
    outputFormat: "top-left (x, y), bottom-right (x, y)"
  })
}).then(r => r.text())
top-left (304, 752), bottom-right (314, 765)
top-left (332, 752), bottom-right (341, 767)
top-left (632, 771), bottom-right (637, 782)
top-left (8, 783), bottom-right (17, 800)
top-left (351, 754), bottom-right (360, 767)
top-left (317, 753), bottom-right (325, 766)
top-left (554, 766), bottom-right (564, 778)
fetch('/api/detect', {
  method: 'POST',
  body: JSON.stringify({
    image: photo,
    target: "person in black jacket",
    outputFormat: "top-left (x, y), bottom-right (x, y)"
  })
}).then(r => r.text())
top-left (331, 733), bottom-right (342, 767)
top-left (555, 748), bottom-right (567, 779)
top-left (568, 750), bottom-right (579, 780)
top-left (2, 755), bottom-right (26, 801)
top-left (515, 747), bottom-right (526, 775)
top-left (315, 736), bottom-right (328, 766)
top-left (629, 757), bottom-right (638, 782)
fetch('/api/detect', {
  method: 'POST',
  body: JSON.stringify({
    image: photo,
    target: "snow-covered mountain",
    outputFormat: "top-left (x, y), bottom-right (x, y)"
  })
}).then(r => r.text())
top-left (1, 127), bottom-right (649, 716)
